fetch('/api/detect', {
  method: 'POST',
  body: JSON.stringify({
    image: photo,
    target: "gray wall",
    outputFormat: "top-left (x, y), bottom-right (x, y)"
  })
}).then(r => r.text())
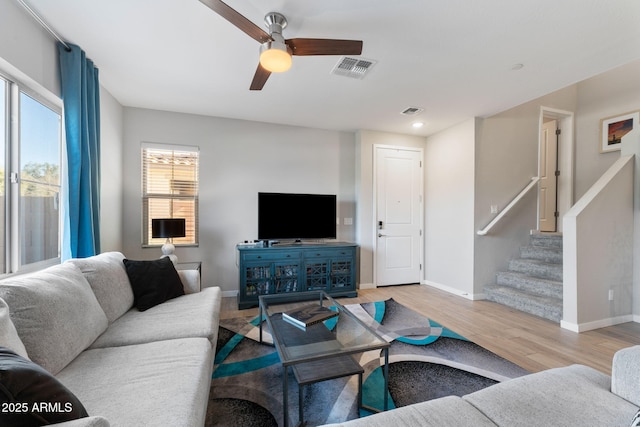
top-left (355, 130), bottom-right (427, 287)
top-left (0, 0), bottom-right (59, 97)
top-left (473, 86), bottom-right (578, 296)
top-left (424, 118), bottom-right (476, 297)
top-left (6, 0), bottom-right (640, 323)
top-left (1, 1), bottom-right (124, 256)
top-left (576, 60), bottom-right (640, 320)
top-left (122, 108), bottom-right (356, 294)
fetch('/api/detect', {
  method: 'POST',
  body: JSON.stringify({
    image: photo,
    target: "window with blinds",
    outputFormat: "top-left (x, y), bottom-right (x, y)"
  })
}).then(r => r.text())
top-left (142, 144), bottom-right (199, 246)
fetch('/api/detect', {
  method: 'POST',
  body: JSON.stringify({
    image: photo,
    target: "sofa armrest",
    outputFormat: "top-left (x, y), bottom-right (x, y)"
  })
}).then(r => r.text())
top-left (178, 270), bottom-right (200, 294)
top-left (51, 416), bottom-right (110, 427)
top-left (612, 345), bottom-right (640, 407)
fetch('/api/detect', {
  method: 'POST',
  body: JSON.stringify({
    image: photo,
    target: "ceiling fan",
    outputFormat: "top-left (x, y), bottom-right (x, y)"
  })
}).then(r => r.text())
top-left (199, 0), bottom-right (364, 90)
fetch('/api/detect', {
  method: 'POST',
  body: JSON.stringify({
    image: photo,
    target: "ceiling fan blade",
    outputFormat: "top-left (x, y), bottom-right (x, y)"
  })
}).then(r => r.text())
top-left (249, 64), bottom-right (271, 90)
top-left (199, 0), bottom-right (271, 43)
top-left (285, 38), bottom-right (363, 56)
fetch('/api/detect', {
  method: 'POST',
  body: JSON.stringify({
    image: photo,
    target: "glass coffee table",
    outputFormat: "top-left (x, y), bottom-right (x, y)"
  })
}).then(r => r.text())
top-left (259, 291), bottom-right (390, 427)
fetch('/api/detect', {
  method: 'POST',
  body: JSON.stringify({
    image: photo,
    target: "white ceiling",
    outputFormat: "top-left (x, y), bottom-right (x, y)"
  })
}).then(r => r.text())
top-left (24, 0), bottom-right (640, 136)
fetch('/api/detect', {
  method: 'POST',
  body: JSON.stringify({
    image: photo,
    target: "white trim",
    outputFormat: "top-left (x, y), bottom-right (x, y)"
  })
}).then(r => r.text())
top-left (538, 107), bottom-right (575, 233)
top-left (561, 315), bottom-right (635, 333)
top-left (422, 280), bottom-right (485, 301)
top-left (221, 290), bottom-right (238, 298)
top-left (141, 141), bottom-right (200, 152)
top-left (358, 282), bottom-right (376, 290)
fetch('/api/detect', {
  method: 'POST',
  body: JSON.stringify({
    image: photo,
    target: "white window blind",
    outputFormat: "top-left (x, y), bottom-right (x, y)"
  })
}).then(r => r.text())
top-left (142, 144), bottom-right (199, 246)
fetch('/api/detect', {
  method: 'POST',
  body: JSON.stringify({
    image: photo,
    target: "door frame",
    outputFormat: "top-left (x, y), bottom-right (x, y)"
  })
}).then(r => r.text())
top-left (372, 144), bottom-right (425, 286)
top-left (538, 107), bottom-right (574, 233)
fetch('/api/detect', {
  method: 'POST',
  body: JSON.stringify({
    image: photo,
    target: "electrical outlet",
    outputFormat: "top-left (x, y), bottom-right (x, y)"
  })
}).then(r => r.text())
top-left (490, 205), bottom-right (499, 214)
top-left (608, 289), bottom-right (614, 301)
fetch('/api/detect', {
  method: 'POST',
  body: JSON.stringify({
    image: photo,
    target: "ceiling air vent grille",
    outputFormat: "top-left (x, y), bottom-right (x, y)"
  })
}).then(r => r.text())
top-left (331, 57), bottom-right (376, 79)
top-left (401, 107), bottom-right (424, 116)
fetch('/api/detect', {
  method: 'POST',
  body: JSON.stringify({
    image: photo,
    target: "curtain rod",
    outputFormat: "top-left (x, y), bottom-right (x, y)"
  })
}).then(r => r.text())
top-left (15, 0), bottom-right (72, 51)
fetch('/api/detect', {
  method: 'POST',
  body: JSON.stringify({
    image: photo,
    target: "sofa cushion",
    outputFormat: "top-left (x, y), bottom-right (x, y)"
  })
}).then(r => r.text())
top-left (89, 287), bottom-right (221, 349)
top-left (0, 298), bottom-right (28, 359)
top-left (464, 364), bottom-right (640, 427)
top-left (0, 263), bottom-right (108, 375)
top-left (320, 396), bottom-right (497, 427)
top-left (67, 252), bottom-right (134, 323)
top-left (123, 257), bottom-right (185, 311)
top-left (56, 338), bottom-right (213, 427)
top-left (49, 416), bottom-right (110, 427)
top-left (0, 346), bottom-right (88, 426)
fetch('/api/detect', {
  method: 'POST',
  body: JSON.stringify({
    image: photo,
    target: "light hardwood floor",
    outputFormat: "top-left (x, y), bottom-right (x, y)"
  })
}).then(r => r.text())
top-left (221, 284), bottom-right (640, 375)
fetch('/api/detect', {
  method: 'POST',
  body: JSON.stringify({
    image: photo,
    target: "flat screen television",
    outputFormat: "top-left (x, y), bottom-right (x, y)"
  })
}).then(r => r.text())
top-left (258, 192), bottom-right (337, 241)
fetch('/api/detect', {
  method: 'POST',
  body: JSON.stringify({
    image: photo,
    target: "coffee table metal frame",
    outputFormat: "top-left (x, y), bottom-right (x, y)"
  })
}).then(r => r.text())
top-left (259, 291), bottom-right (390, 427)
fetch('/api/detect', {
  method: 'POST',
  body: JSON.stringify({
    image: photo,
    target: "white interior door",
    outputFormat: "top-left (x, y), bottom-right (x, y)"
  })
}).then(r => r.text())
top-left (375, 146), bottom-right (423, 286)
top-left (539, 119), bottom-right (558, 232)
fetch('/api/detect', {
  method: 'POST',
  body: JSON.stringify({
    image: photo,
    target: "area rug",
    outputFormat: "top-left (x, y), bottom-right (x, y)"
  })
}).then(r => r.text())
top-left (205, 299), bottom-right (528, 426)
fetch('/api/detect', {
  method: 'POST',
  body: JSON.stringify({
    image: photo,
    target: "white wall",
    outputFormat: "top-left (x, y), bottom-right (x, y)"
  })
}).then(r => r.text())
top-left (424, 119), bottom-right (476, 297)
top-left (355, 130), bottom-right (426, 287)
top-left (123, 108), bottom-right (356, 294)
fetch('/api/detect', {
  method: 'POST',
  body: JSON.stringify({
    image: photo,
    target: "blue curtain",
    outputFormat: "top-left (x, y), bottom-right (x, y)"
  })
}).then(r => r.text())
top-left (57, 43), bottom-right (101, 258)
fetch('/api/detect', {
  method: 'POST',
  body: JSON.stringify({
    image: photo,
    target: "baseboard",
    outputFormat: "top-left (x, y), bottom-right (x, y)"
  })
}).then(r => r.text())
top-left (222, 290), bottom-right (239, 298)
top-left (561, 314), bottom-right (635, 333)
top-left (422, 280), bottom-right (485, 301)
top-left (358, 282), bottom-right (376, 290)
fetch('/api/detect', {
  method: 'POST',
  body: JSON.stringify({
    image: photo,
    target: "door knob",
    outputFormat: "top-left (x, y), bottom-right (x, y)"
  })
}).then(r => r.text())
top-left (378, 233), bottom-right (386, 238)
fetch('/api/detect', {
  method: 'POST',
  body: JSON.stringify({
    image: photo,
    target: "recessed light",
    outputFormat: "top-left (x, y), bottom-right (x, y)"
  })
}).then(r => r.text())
top-left (412, 122), bottom-right (424, 129)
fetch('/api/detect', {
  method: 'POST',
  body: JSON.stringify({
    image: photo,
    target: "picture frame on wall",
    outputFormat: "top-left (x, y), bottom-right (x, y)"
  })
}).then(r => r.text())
top-left (600, 111), bottom-right (640, 153)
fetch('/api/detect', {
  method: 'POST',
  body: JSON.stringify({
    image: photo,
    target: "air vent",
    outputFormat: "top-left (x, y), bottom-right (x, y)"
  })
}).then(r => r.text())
top-left (331, 57), bottom-right (376, 79)
top-left (401, 107), bottom-right (424, 116)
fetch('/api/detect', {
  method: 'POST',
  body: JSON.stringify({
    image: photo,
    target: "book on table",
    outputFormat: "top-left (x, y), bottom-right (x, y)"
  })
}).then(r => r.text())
top-left (282, 304), bottom-right (339, 329)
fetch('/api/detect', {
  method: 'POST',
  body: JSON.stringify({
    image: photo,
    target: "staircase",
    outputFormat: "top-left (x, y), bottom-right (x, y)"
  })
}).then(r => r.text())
top-left (485, 233), bottom-right (563, 323)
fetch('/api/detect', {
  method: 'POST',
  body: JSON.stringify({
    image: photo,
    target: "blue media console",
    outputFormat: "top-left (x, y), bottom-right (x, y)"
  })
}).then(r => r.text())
top-left (236, 242), bottom-right (358, 309)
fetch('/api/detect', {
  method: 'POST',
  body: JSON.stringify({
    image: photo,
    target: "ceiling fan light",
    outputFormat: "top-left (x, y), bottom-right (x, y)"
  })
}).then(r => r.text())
top-left (259, 41), bottom-right (292, 73)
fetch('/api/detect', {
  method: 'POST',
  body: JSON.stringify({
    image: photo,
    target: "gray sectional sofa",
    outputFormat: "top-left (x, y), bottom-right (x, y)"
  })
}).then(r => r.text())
top-left (0, 251), bottom-right (221, 427)
top-left (322, 345), bottom-right (640, 427)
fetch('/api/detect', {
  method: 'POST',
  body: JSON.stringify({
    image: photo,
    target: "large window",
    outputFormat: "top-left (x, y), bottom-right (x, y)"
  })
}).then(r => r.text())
top-left (142, 143), bottom-right (199, 246)
top-left (1, 74), bottom-right (62, 274)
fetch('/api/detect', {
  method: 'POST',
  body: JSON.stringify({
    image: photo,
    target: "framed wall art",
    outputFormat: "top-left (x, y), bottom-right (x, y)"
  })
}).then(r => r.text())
top-left (600, 111), bottom-right (639, 153)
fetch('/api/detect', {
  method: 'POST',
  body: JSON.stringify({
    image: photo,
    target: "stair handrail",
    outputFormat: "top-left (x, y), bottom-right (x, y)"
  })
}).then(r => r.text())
top-left (477, 176), bottom-right (540, 236)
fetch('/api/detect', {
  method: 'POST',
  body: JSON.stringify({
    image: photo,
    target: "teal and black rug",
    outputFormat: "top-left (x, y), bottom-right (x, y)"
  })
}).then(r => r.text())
top-left (205, 299), bottom-right (528, 427)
